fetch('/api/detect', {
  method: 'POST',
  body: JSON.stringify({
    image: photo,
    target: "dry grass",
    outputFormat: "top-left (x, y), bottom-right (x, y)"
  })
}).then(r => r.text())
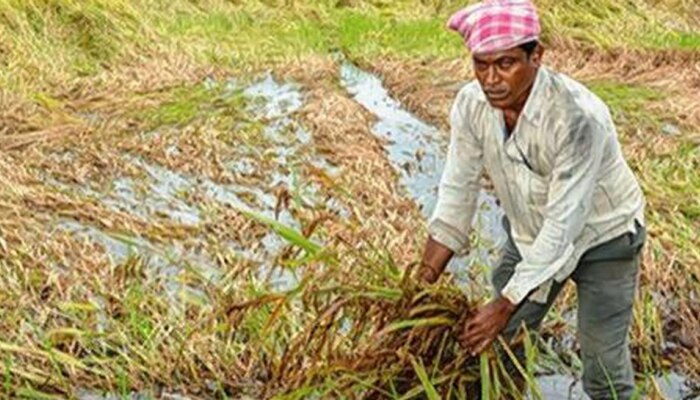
top-left (0, 58), bottom-right (522, 397)
top-left (282, 58), bottom-right (427, 266)
top-left (364, 47), bottom-right (700, 131)
top-left (1, 0), bottom-right (698, 398)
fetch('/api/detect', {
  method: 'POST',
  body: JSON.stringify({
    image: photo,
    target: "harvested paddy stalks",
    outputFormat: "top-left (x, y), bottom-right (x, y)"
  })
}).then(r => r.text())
top-left (223, 209), bottom-right (523, 399)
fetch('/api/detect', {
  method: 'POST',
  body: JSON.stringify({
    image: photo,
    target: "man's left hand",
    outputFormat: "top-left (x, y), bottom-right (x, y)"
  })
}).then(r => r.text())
top-left (459, 297), bottom-right (517, 356)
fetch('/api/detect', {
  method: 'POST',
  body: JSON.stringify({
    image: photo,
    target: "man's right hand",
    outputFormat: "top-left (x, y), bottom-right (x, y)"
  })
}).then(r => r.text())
top-left (416, 236), bottom-right (455, 283)
top-left (417, 262), bottom-right (443, 283)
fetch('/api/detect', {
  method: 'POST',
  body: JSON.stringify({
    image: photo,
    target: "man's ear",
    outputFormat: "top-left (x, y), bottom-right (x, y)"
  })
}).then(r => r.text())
top-left (530, 45), bottom-right (544, 67)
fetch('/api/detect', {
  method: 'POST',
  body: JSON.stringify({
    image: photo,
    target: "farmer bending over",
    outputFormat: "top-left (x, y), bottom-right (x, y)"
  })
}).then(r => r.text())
top-left (418, 1), bottom-right (646, 398)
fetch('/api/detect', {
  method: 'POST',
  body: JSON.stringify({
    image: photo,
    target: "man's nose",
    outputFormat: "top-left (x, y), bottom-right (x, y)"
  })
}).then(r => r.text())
top-left (485, 66), bottom-right (500, 86)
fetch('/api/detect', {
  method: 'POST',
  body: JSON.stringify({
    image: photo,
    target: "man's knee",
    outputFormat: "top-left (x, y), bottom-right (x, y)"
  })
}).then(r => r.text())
top-left (575, 251), bottom-right (640, 399)
top-left (491, 262), bottom-right (513, 294)
top-left (491, 217), bottom-right (521, 294)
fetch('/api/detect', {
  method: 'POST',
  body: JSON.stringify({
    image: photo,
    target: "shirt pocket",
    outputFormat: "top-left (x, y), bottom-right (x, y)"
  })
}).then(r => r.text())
top-left (513, 162), bottom-right (550, 210)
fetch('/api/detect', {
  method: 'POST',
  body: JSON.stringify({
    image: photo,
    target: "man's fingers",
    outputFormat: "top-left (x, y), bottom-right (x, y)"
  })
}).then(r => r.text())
top-left (463, 324), bottom-right (497, 352)
top-left (459, 307), bottom-right (494, 352)
top-left (465, 315), bottom-right (488, 336)
top-left (461, 313), bottom-right (488, 339)
top-left (463, 333), bottom-right (489, 356)
top-left (461, 327), bottom-right (486, 350)
top-left (472, 336), bottom-right (493, 355)
top-left (458, 329), bottom-right (470, 347)
top-left (466, 328), bottom-right (496, 355)
top-left (417, 268), bottom-right (436, 283)
top-left (464, 312), bottom-right (485, 333)
top-left (459, 324), bottom-right (480, 347)
top-left (459, 325), bottom-right (479, 341)
top-left (458, 299), bottom-right (514, 356)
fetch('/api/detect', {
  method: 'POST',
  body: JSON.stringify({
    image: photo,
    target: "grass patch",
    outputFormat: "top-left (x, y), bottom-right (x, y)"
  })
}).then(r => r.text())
top-left (159, 5), bottom-right (332, 67)
top-left (1, 0), bottom-right (696, 102)
top-left (132, 83), bottom-right (247, 130)
top-left (437, 0), bottom-right (700, 51)
top-left (643, 30), bottom-right (700, 51)
top-left (587, 80), bottom-right (666, 124)
top-left (165, 10), bottom-right (236, 40)
top-left (0, 0), bottom-right (142, 87)
top-left (585, 81), bottom-right (698, 246)
top-left (335, 11), bottom-right (462, 59)
top-left (643, 140), bottom-right (700, 226)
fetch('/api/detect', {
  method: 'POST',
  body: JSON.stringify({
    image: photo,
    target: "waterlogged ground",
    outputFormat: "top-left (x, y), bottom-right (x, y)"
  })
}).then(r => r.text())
top-left (48, 75), bottom-right (340, 295)
top-left (1, 0), bottom-right (699, 398)
top-left (41, 64), bottom-right (506, 292)
top-left (9, 58), bottom-right (689, 398)
top-left (339, 62), bottom-right (506, 272)
top-left (49, 64), bottom-right (507, 298)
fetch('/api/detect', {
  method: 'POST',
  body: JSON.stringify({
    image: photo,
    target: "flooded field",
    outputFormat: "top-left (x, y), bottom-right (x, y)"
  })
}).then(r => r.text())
top-left (3, 59), bottom-right (696, 399)
top-left (41, 62), bottom-right (509, 304)
top-left (44, 74), bottom-right (352, 294)
top-left (339, 62), bottom-right (506, 271)
top-left (1, 0), bottom-right (699, 398)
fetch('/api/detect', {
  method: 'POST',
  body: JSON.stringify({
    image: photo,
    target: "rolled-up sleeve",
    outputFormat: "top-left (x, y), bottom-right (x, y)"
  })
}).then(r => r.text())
top-left (502, 114), bottom-right (607, 304)
top-left (428, 93), bottom-right (483, 255)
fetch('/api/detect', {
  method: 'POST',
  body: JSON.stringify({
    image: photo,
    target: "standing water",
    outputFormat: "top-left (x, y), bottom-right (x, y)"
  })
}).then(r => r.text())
top-left (339, 62), bottom-right (506, 272)
top-left (53, 74), bottom-right (345, 294)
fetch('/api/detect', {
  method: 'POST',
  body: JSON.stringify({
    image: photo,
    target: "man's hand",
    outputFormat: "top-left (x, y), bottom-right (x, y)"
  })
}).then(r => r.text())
top-left (416, 262), bottom-right (442, 283)
top-left (417, 236), bottom-right (454, 283)
top-left (459, 297), bottom-right (517, 356)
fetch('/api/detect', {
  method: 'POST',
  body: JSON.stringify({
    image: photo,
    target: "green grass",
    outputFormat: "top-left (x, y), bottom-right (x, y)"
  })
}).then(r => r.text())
top-left (334, 12), bottom-right (463, 59)
top-left (132, 84), bottom-right (248, 130)
top-left (587, 80), bottom-right (666, 124)
top-left (643, 30), bottom-right (700, 50)
top-left (585, 80), bottom-right (699, 232)
top-left (161, 7), bottom-right (332, 67)
top-left (1, 0), bottom-right (697, 103)
top-left (644, 141), bottom-right (700, 227)
top-left (0, 0), bottom-right (142, 87)
top-left (585, 79), bottom-right (699, 259)
top-left (533, 0), bottom-right (693, 50)
top-left (588, 81), bottom-right (665, 111)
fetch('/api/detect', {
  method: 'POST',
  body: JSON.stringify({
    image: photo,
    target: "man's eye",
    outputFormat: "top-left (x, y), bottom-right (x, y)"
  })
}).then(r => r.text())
top-left (475, 61), bottom-right (488, 70)
top-left (499, 59), bottom-right (514, 69)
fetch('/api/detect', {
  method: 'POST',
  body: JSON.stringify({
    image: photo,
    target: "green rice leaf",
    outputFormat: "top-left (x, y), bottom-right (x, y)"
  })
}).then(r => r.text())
top-left (409, 356), bottom-right (441, 400)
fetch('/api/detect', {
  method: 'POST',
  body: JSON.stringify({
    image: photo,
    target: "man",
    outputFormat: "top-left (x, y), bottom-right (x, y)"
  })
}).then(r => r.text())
top-left (417, 0), bottom-right (646, 398)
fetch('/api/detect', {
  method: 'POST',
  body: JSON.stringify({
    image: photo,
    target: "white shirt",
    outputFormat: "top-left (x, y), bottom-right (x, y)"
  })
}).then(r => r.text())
top-left (428, 66), bottom-right (645, 304)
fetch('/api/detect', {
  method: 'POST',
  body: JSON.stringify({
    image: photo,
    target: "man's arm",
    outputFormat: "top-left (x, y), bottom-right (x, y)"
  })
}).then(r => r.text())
top-left (419, 89), bottom-right (483, 282)
top-left (417, 236), bottom-right (455, 283)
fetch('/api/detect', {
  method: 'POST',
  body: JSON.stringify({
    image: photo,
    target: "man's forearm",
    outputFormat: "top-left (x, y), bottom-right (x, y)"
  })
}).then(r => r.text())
top-left (418, 236), bottom-right (455, 283)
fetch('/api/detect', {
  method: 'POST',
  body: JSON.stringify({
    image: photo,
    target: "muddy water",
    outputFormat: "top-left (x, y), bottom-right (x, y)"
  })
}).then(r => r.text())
top-left (654, 373), bottom-right (700, 400)
top-left (53, 75), bottom-right (344, 293)
top-left (339, 62), bottom-right (506, 274)
top-left (534, 372), bottom-right (698, 400)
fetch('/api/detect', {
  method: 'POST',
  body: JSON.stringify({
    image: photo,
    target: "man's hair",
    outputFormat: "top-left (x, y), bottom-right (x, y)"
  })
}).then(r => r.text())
top-left (519, 40), bottom-right (539, 56)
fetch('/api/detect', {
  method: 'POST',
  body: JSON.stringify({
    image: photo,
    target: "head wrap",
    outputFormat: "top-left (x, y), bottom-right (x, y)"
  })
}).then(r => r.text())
top-left (447, 0), bottom-right (541, 54)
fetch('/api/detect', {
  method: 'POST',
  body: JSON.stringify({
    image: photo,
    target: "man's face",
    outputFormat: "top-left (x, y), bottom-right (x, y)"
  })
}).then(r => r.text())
top-left (473, 45), bottom-right (543, 109)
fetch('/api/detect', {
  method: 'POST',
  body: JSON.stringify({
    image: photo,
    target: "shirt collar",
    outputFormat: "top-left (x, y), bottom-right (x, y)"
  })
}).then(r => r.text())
top-left (520, 66), bottom-right (549, 127)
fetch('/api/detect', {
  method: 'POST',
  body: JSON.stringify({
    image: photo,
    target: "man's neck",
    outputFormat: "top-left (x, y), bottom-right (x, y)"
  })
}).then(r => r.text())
top-left (502, 77), bottom-right (536, 135)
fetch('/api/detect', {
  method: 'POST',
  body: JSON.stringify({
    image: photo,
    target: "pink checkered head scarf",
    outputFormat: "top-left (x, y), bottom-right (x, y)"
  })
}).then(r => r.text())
top-left (448, 0), bottom-right (541, 55)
